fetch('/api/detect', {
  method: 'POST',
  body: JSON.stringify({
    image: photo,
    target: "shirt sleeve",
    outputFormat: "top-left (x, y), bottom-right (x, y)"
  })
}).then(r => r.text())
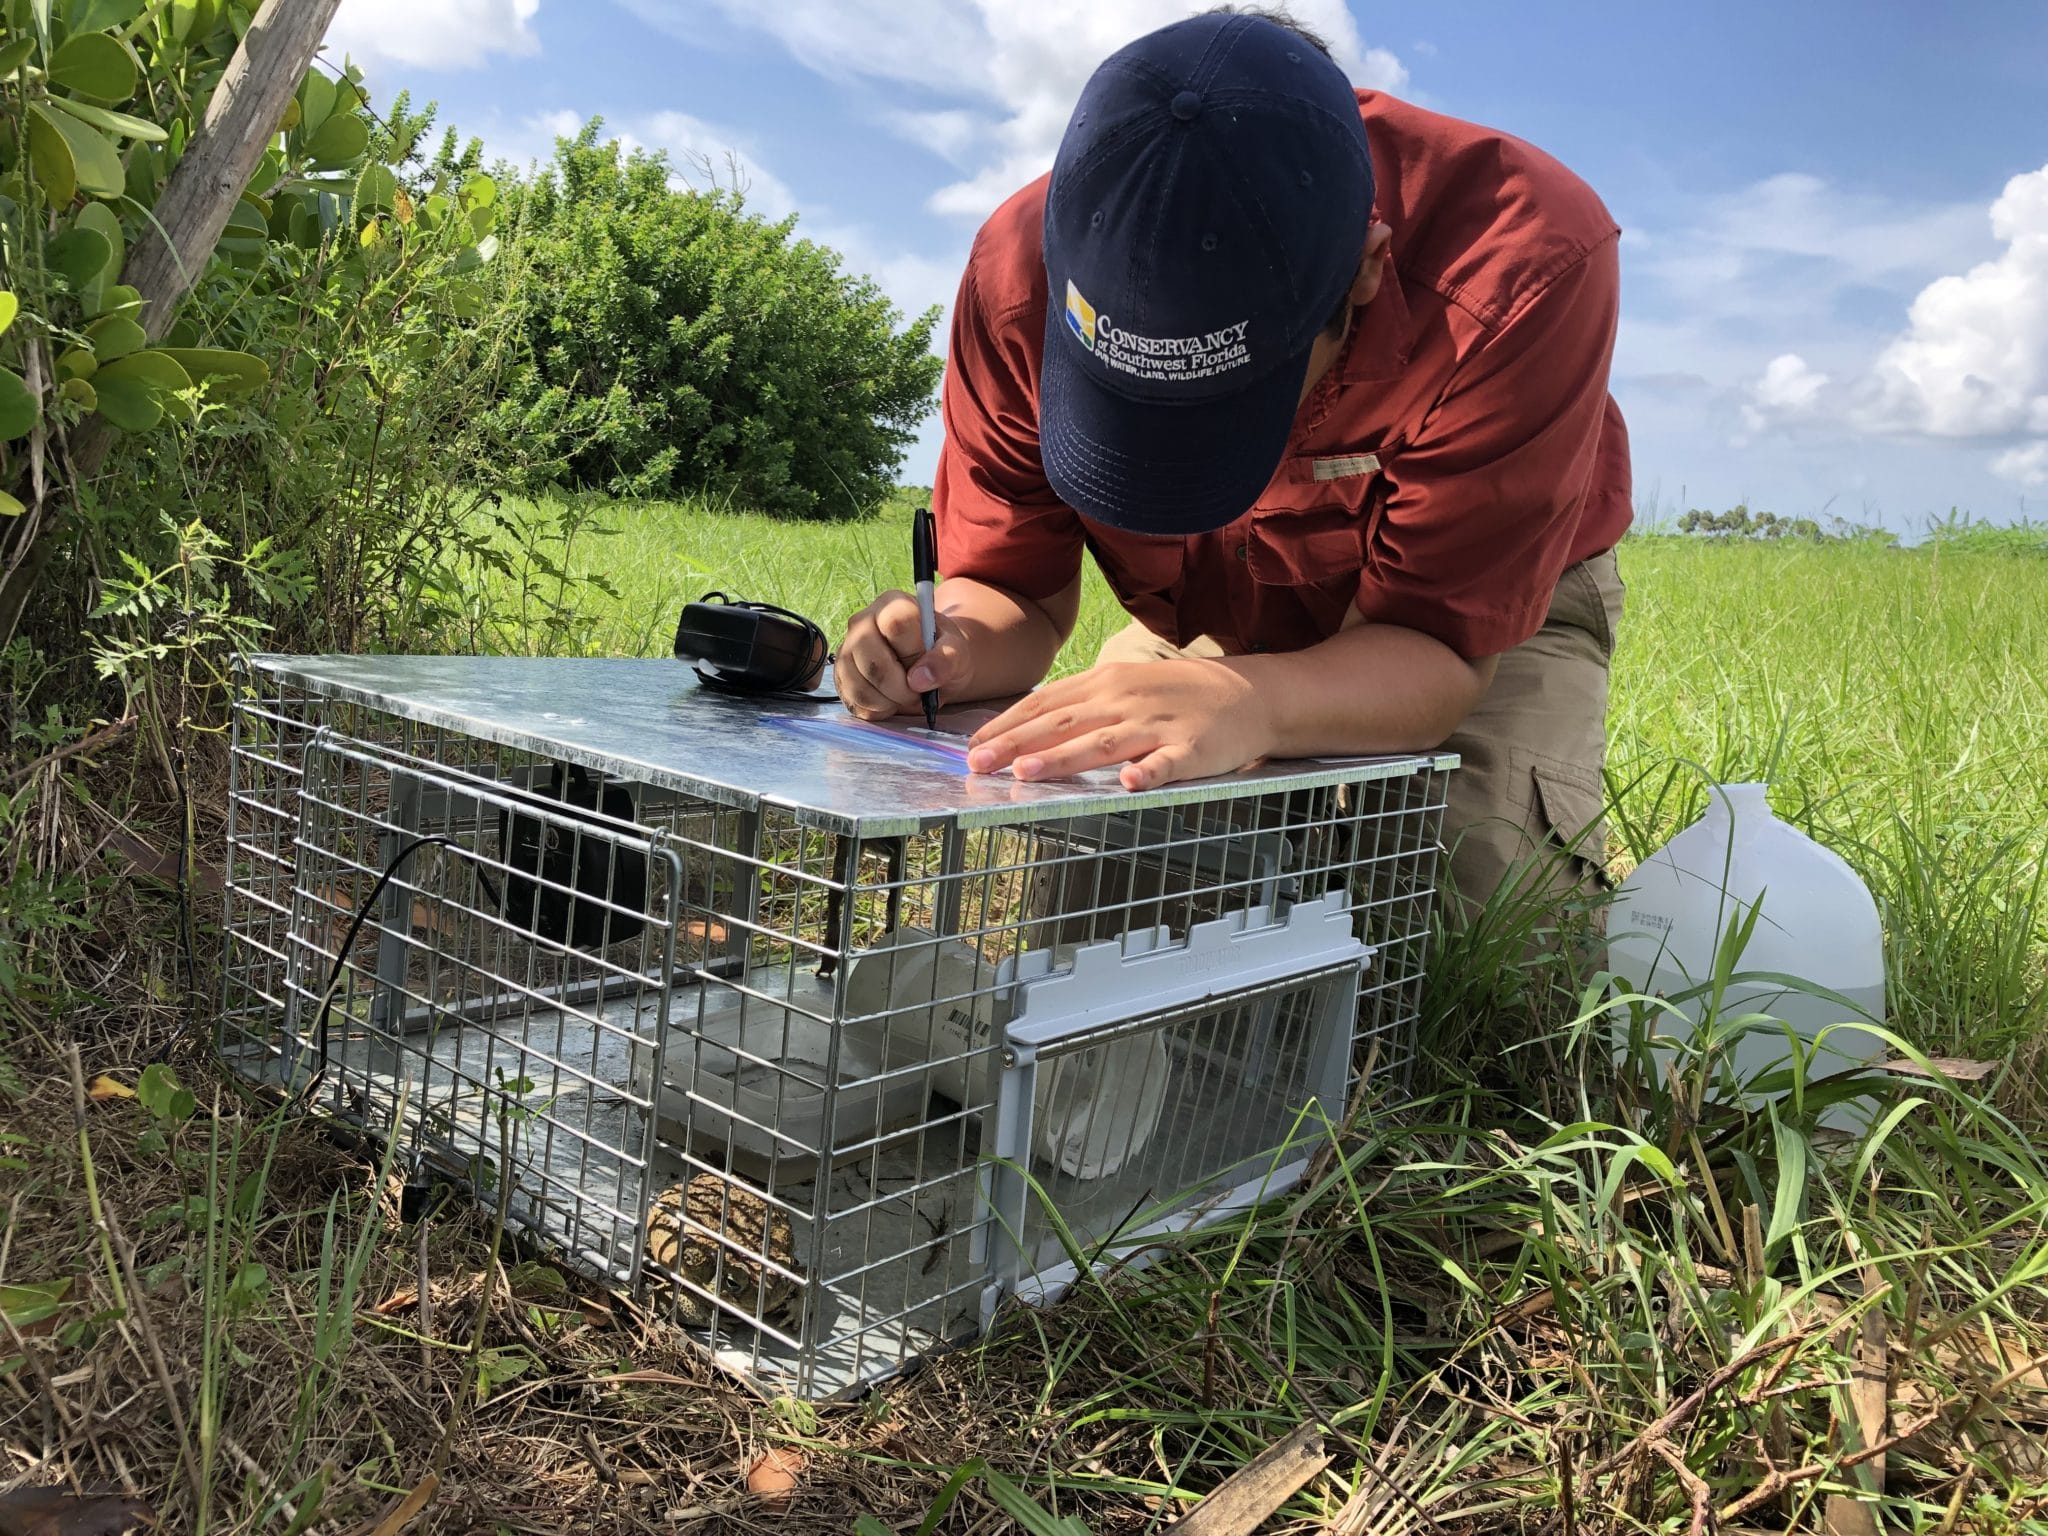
top-left (1354, 235), bottom-right (1621, 660)
top-left (931, 253), bottom-right (1086, 604)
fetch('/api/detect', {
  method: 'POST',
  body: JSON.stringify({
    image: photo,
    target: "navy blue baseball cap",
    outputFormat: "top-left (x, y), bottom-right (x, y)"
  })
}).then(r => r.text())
top-left (1040, 11), bottom-right (1374, 536)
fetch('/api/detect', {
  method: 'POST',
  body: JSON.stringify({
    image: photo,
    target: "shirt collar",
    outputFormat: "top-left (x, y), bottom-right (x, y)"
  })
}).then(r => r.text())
top-left (1337, 243), bottom-right (1413, 386)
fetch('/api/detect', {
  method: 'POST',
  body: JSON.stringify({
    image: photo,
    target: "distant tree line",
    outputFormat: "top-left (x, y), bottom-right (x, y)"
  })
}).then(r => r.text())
top-left (1675, 505), bottom-right (1898, 546)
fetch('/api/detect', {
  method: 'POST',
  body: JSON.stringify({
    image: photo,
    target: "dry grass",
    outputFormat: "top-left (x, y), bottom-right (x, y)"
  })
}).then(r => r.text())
top-left (7, 528), bottom-right (2048, 1532)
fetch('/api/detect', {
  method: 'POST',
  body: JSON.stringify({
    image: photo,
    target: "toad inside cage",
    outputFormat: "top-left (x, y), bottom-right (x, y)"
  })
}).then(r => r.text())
top-left (219, 655), bottom-right (1455, 1399)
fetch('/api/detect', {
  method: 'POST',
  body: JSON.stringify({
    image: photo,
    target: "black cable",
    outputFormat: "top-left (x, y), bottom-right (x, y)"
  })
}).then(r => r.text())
top-left (289, 832), bottom-right (494, 1110)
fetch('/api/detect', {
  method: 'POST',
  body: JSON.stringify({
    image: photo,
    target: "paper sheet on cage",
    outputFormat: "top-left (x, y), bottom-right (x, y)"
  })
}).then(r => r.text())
top-left (761, 712), bottom-right (992, 771)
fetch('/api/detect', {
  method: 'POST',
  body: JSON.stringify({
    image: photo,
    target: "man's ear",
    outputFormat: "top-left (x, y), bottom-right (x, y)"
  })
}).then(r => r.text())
top-left (1353, 223), bottom-right (1395, 305)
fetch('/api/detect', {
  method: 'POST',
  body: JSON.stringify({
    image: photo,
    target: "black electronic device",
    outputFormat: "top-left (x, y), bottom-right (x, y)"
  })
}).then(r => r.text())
top-left (498, 763), bottom-right (649, 951)
top-left (673, 591), bottom-right (832, 698)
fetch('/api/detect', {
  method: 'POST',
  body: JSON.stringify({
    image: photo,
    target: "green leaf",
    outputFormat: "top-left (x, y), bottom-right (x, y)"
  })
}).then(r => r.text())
top-left (49, 30), bottom-right (138, 101)
top-left (44, 93), bottom-right (169, 143)
top-left (68, 0), bottom-right (149, 29)
top-left (59, 377), bottom-right (95, 410)
top-left (137, 1061), bottom-right (196, 1123)
top-left (84, 312), bottom-right (144, 361)
top-left (0, 291), bottom-right (17, 337)
top-left (74, 199), bottom-right (125, 305)
top-left (296, 67), bottom-right (335, 134)
top-left (0, 368), bottom-right (38, 440)
top-left (451, 234), bottom-right (498, 276)
top-left (29, 102), bottom-right (124, 198)
top-left (460, 173), bottom-right (498, 209)
top-left (86, 286), bottom-right (142, 323)
top-left (0, 490), bottom-right (23, 517)
top-left (305, 110), bottom-right (367, 171)
top-left (46, 225), bottom-right (112, 289)
top-left (1762, 1102), bottom-right (1809, 1256)
top-left (218, 196), bottom-right (266, 258)
top-left (156, 346), bottom-right (266, 393)
top-left (87, 280), bottom-right (140, 321)
top-left (0, 35), bottom-right (36, 77)
top-left (25, 108), bottom-right (78, 207)
top-left (92, 366), bottom-right (160, 430)
top-left (166, 0), bottom-right (198, 40)
top-left (224, 1260), bottom-right (268, 1313)
top-left (354, 162), bottom-right (396, 213)
top-left (56, 348), bottom-right (96, 380)
top-left (438, 279), bottom-right (485, 321)
top-left (1, 1279), bottom-right (71, 1329)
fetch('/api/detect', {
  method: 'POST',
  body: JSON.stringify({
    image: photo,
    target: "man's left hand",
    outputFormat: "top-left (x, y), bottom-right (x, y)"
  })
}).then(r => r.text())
top-left (965, 658), bottom-right (1273, 791)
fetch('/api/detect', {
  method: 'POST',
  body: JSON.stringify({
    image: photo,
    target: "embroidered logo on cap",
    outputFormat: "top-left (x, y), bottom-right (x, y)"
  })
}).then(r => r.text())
top-left (1065, 280), bottom-right (1098, 351)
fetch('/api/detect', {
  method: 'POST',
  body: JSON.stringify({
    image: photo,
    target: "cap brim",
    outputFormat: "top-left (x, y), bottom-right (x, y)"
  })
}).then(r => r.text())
top-left (1039, 304), bottom-right (1310, 536)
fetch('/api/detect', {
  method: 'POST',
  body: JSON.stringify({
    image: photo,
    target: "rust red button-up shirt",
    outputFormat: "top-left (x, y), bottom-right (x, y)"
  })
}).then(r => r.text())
top-left (932, 90), bottom-right (1634, 662)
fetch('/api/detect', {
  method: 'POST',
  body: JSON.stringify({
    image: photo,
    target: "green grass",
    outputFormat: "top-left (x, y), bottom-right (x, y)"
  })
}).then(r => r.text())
top-left (454, 498), bottom-right (2048, 1530)
top-left (477, 496), bottom-right (2048, 1091)
top-left (462, 491), bottom-right (1125, 672)
top-left (16, 497), bottom-right (2048, 1533)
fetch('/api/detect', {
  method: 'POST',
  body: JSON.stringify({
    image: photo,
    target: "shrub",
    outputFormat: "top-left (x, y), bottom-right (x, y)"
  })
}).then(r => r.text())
top-left (499, 120), bottom-right (944, 520)
top-left (1675, 504), bottom-right (1899, 547)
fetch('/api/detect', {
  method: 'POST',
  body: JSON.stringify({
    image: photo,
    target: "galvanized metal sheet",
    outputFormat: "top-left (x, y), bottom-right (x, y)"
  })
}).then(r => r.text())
top-left (249, 654), bottom-right (1457, 835)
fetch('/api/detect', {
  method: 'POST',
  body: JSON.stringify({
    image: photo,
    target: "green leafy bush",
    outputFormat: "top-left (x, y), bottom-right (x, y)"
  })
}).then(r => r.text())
top-left (499, 120), bottom-right (944, 520)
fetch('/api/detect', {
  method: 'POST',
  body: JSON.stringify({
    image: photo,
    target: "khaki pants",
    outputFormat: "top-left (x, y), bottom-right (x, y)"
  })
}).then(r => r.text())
top-left (1095, 550), bottom-right (1625, 924)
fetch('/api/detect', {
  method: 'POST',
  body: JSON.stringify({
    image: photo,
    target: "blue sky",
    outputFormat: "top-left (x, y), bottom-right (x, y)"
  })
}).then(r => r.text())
top-left (325, 0), bottom-right (2048, 533)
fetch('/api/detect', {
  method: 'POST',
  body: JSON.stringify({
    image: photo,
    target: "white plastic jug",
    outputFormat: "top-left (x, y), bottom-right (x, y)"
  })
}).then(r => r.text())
top-left (841, 927), bottom-right (1171, 1181)
top-left (1604, 782), bottom-right (1887, 1125)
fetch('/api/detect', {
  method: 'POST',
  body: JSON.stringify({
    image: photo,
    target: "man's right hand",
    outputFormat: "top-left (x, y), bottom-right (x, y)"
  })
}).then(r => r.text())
top-left (836, 591), bottom-right (975, 721)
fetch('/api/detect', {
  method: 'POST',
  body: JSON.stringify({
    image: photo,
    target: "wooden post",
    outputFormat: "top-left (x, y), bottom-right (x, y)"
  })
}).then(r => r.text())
top-left (121, 0), bottom-right (347, 344)
top-left (0, 0), bottom-right (345, 647)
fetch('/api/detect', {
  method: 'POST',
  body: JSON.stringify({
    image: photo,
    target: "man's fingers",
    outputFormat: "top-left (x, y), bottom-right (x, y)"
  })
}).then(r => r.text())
top-left (906, 616), bottom-right (971, 693)
top-left (972, 702), bottom-right (1148, 780)
top-left (1012, 723), bottom-right (1159, 783)
top-left (967, 676), bottom-right (1077, 748)
top-left (872, 595), bottom-right (927, 658)
top-left (1121, 743), bottom-right (1197, 792)
top-left (836, 601), bottom-right (921, 718)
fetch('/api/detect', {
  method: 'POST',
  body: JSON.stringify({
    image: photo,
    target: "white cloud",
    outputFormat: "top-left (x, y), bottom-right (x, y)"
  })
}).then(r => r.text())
top-left (620, 0), bottom-right (1406, 221)
top-left (1741, 352), bottom-right (1829, 433)
top-left (1854, 163), bottom-right (2048, 439)
top-left (324, 0), bottom-right (539, 73)
top-left (1993, 443), bottom-right (2048, 487)
top-left (1754, 353), bottom-right (1829, 412)
top-left (1717, 163), bottom-right (2048, 487)
top-left (878, 108), bottom-right (986, 171)
top-left (486, 109), bottom-right (798, 221)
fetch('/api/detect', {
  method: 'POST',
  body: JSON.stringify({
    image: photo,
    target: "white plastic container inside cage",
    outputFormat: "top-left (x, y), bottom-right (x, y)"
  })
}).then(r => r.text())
top-left (634, 966), bottom-right (931, 1182)
top-left (839, 925), bottom-right (1180, 1182)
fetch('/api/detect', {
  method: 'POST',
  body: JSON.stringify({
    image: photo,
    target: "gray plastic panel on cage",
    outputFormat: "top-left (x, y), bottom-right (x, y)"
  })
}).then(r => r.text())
top-left (220, 655), bottom-right (1455, 1401)
top-left (977, 890), bottom-right (1367, 1326)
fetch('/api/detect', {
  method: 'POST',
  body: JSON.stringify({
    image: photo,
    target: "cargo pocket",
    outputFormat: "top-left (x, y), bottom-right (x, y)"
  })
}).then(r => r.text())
top-left (1514, 750), bottom-right (1613, 894)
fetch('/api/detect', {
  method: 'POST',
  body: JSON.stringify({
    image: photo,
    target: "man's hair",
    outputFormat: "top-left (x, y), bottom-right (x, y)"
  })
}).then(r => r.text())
top-left (1200, 4), bottom-right (1335, 60)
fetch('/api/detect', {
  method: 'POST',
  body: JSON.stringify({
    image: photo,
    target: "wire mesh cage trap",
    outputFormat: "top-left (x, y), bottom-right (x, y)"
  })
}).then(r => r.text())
top-left (221, 655), bottom-right (1456, 1400)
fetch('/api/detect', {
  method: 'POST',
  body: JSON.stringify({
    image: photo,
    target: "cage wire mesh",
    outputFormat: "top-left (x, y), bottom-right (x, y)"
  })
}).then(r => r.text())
top-left (221, 657), bottom-right (1453, 1399)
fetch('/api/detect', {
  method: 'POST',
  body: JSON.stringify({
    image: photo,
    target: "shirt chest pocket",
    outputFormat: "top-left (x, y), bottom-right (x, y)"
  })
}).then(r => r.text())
top-left (1243, 462), bottom-right (1382, 592)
